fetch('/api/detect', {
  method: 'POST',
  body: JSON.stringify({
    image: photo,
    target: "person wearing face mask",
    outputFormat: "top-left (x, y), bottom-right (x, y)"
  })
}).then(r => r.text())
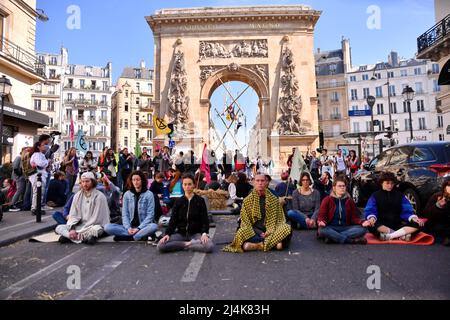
top-left (363, 172), bottom-right (424, 241)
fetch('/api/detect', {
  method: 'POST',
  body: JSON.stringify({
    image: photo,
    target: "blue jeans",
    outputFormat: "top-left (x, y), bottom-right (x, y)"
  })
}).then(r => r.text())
top-left (246, 234), bottom-right (265, 243)
top-left (319, 225), bottom-right (367, 244)
top-left (43, 174), bottom-right (51, 204)
top-left (104, 223), bottom-right (158, 241)
top-left (52, 211), bottom-right (68, 225)
top-left (287, 210), bottom-right (310, 229)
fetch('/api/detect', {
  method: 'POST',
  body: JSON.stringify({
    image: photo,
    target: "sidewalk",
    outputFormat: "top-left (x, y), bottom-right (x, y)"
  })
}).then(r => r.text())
top-left (0, 209), bottom-right (58, 248)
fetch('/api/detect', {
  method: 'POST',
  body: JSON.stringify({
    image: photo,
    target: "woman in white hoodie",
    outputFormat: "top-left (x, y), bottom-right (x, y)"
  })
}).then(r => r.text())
top-left (30, 141), bottom-right (49, 215)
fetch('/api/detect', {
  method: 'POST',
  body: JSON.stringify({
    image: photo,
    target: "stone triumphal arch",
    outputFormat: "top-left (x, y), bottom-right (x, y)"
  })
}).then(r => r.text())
top-left (147, 5), bottom-right (321, 169)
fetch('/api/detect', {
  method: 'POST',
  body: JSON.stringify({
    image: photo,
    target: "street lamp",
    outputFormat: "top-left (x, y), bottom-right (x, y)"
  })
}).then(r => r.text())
top-left (402, 85), bottom-right (415, 142)
top-left (371, 64), bottom-right (394, 146)
top-left (0, 75), bottom-right (13, 166)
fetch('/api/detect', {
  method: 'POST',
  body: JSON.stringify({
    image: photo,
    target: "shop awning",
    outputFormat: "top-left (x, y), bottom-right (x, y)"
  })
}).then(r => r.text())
top-left (3, 102), bottom-right (49, 127)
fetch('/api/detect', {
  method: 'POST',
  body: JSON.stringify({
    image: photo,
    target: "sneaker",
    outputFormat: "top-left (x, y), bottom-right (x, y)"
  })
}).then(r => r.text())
top-left (379, 233), bottom-right (390, 241)
top-left (82, 236), bottom-right (97, 245)
top-left (58, 236), bottom-right (72, 244)
top-left (46, 201), bottom-right (58, 208)
top-left (113, 235), bottom-right (134, 242)
top-left (8, 206), bottom-right (21, 212)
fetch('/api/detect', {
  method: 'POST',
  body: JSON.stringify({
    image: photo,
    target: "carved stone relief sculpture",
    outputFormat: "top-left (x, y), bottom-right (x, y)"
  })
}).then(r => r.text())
top-left (168, 50), bottom-right (190, 133)
top-left (199, 39), bottom-right (268, 61)
top-left (199, 64), bottom-right (269, 87)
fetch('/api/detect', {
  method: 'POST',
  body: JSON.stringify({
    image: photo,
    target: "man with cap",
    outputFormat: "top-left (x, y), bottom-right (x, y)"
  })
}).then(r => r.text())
top-left (55, 172), bottom-right (110, 244)
top-left (363, 171), bottom-right (424, 241)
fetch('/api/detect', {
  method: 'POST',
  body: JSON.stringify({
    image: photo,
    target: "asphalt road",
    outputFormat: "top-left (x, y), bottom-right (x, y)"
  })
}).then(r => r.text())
top-left (0, 216), bottom-right (449, 300)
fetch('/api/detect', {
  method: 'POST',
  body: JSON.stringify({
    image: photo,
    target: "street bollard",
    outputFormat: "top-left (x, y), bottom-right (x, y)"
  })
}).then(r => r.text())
top-left (36, 173), bottom-right (42, 223)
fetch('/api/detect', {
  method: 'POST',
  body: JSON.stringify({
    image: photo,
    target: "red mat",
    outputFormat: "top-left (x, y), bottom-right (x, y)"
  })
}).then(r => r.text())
top-left (365, 232), bottom-right (435, 246)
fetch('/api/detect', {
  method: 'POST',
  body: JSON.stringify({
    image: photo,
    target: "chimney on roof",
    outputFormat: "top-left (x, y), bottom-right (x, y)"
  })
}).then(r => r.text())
top-left (388, 51), bottom-right (399, 67)
top-left (140, 60), bottom-right (146, 69)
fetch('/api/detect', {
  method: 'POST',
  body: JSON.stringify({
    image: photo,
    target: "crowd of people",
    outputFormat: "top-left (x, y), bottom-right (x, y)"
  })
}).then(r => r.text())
top-left (0, 136), bottom-right (449, 250)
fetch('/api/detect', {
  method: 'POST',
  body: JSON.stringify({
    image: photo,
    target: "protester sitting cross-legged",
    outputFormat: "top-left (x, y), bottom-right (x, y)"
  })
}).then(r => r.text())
top-left (287, 172), bottom-right (321, 230)
top-left (423, 179), bottom-right (450, 246)
top-left (223, 174), bottom-right (292, 253)
top-left (363, 171), bottom-right (424, 241)
top-left (46, 171), bottom-right (67, 208)
top-left (104, 171), bottom-right (158, 241)
top-left (55, 172), bottom-right (110, 245)
top-left (317, 176), bottom-right (368, 244)
top-left (157, 174), bottom-right (214, 253)
top-left (52, 194), bottom-right (74, 225)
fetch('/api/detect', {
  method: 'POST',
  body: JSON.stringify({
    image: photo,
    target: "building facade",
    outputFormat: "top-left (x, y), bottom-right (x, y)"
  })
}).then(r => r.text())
top-left (111, 62), bottom-right (154, 154)
top-left (0, 0), bottom-right (49, 163)
top-left (346, 52), bottom-right (442, 157)
top-left (416, 0), bottom-right (450, 141)
top-left (61, 61), bottom-right (112, 157)
top-left (315, 38), bottom-right (352, 152)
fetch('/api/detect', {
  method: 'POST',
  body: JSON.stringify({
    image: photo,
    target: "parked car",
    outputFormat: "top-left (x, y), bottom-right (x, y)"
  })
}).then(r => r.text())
top-left (351, 141), bottom-right (450, 215)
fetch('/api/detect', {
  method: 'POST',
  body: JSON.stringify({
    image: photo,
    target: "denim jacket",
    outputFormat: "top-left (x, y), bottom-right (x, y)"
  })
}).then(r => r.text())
top-left (122, 190), bottom-right (155, 230)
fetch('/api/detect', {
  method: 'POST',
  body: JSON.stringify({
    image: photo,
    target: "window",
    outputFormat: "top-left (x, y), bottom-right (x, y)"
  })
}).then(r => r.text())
top-left (417, 100), bottom-right (424, 112)
top-left (390, 102), bottom-right (397, 114)
top-left (147, 130), bottom-right (152, 140)
top-left (69, 65), bottom-right (75, 75)
top-left (34, 100), bottom-right (41, 111)
top-left (148, 83), bottom-right (152, 93)
top-left (101, 126), bottom-right (106, 136)
top-left (101, 95), bottom-right (107, 104)
top-left (362, 74), bottom-right (369, 81)
top-left (47, 100), bottom-right (55, 111)
top-left (363, 88), bottom-right (370, 99)
top-left (419, 117), bottom-right (426, 130)
top-left (66, 109), bottom-right (72, 119)
top-left (67, 93), bottom-right (72, 101)
top-left (80, 79), bottom-right (85, 88)
top-left (85, 67), bottom-right (92, 77)
top-left (353, 122), bottom-right (360, 133)
top-left (403, 101), bottom-right (408, 113)
top-left (91, 94), bottom-right (96, 104)
top-left (90, 125), bottom-right (95, 136)
top-left (79, 94), bottom-right (85, 101)
top-left (366, 121), bottom-right (372, 132)
top-left (415, 82), bottom-right (423, 94)
top-left (410, 147), bottom-right (435, 163)
top-left (439, 134), bottom-right (445, 141)
top-left (377, 103), bottom-right (384, 115)
top-left (405, 118), bottom-right (411, 131)
top-left (35, 84), bottom-right (42, 94)
top-left (136, 83), bottom-right (140, 92)
top-left (414, 67), bottom-right (422, 75)
top-left (103, 81), bottom-right (108, 91)
top-left (135, 69), bottom-right (142, 79)
top-left (350, 76), bottom-right (356, 82)
top-left (125, 90), bottom-right (129, 98)
top-left (48, 84), bottom-right (55, 95)
top-left (48, 117), bottom-right (54, 128)
top-left (380, 120), bottom-right (385, 131)
top-left (124, 103), bottom-right (129, 112)
top-left (124, 119), bottom-right (128, 129)
top-left (120, 119), bottom-right (123, 129)
top-left (375, 86), bottom-right (383, 97)
top-left (389, 85), bottom-right (396, 96)
top-left (352, 105), bottom-right (358, 111)
top-left (432, 63), bottom-right (439, 74)
top-left (433, 80), bottom-right (440, 92)
top-left (374, 73), bottom-right (381, 79)
top-left (68, 79), bottom-right (73, 88)
top-left (136, 113), bottom-right (140, 121)
top-left (389, 147), bottom-right (409, 166)
top-left (49, 69), bottom-right (56, 79)
top-left (400, 69), bottom-right (407, 77)
top-left (124, 137), bottom-right (128, 147)
top-left (438, 115), bottom-right (443, 128)
top-left (387, 71), bottom-right (394, 78)
top-left (136, 130), bottom-right (140, 141)
top-left (331, 92), bottom-right (339, 102)
top-left (351, 89), bottom-right (358, 100)
top-left (101, 110), bottom-right (107, 120)
top-left (136, 97), bottom-right (140, 105)
top-left (77, 110), bottom-right (84, 121)
top-left (329, 64), bottom-right (337, 74)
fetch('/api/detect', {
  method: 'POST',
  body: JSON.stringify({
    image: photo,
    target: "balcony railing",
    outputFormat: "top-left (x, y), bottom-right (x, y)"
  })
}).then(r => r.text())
top-left (139, 104), bottom-right (153, 111)
top-left (330, 114), bottom-right (342, 120)
top-left (417, 13), bottom-right (450, 54)
top-left (0, 36), bottom-right (46, 78)
top-left (317, 81), bottom-right (346, 89)
top-left (138, 120), bottom-right (152, 128)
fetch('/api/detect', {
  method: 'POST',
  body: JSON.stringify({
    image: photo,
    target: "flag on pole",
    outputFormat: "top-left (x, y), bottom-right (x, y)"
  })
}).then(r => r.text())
top-left (153, 116), bottom-right (173, 136)
top-left (75, 129), bottom-right (87, 152)
top-left (200, 144), bottom-right (211, 184)
top-left (289, 148), bottom-right (310, 182)
top-left (69, 117), bottom-right (75, 142)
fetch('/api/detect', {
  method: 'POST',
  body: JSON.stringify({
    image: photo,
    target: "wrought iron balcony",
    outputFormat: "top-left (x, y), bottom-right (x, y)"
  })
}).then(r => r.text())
top-left (0, 36), bottom-right (46, 78)
top-left (417, 13), bottom-right (450, 57)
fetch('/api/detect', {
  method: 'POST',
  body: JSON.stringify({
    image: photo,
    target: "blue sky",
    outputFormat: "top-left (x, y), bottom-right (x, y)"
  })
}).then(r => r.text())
top-left (36, 0), bottom-right (435, 153)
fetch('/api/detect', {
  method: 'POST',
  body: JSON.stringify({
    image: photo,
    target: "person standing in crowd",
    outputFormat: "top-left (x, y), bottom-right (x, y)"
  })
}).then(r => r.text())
top-left (288, 172), bottom-right (321, 230)
top-left (287, 148), bottom-right (295, 173)
top-left (347, 150), bottom-right (360, 178)
top-left (98, 146), bottom-right (109, 173)
top-left (9, 148), bottom-right (26, 211)
top-left (159, 146), bottom-right (172, 175)
top-left (224, 174), bottom-right (292, 252)
top-left (320, 149), bottom-right (333, 176)
top-left (105, 171), bottom-right (158, 242)
top-left (119, 148), bottom-right (134, 191)
top-left (80, 151), bottom-right (97, 176)
top-left (64, 147), bottom-right (79, 194)
top-left (103, 148), bottom-right (118, 186)
top-left (157, 174), bottom-right (214, 253)
top-left (174, 151), bottom-right (185, 173)
top-left (137, 152), bottom-right (153, 180)
top-left (424, 179), bottom-right (450, 246)
top-left (363, 172), bottom-right (424, 241)
top-left (360, 152), bottom-right (371, 169)
top-left (56, 172), bottom-right (110, 245)
top-left (317, 176), bottom-right (368, 244)
top-left (152, 148), bottom-right (162, 173)
top-left (309, 150), bottom-right (321, 180)
top-left (29, 141), bottom-right (49, 216)
top-left (334, 149), bottom-right (348, 176)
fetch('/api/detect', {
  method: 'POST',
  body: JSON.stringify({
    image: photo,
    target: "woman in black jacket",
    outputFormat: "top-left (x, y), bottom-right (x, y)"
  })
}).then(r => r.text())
top-left (157, 174), bottom-right (214, 253)
top-left (424, 179), bottom-right (450, 246)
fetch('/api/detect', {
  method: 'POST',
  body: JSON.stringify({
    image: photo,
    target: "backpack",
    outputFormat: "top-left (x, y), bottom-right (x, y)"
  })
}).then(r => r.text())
top-left (21, 148), bottom-right (37, 177)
